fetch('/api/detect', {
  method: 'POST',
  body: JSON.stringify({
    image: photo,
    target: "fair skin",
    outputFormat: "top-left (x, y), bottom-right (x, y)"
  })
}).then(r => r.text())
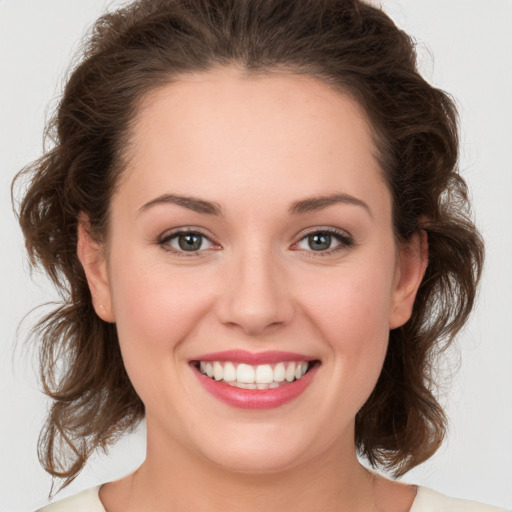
top-left (78, 68), bottom-right (426, 512)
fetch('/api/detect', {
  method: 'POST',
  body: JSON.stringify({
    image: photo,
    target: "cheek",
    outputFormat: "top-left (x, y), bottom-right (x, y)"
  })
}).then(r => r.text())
top-left (295, 253), bottom-right (395, 393)
top-left (109, 252), bottom-right (215, 355)
top-left (299, 258), bottom-right (395, 340)
top-left (107, 252), bottom-right (221, 410)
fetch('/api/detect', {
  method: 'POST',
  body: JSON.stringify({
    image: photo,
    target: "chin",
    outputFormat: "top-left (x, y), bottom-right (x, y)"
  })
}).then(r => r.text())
top-left (188, 417), bottom-right (341, 476)
top-left (202, 442), bottom-right (309, 475)
top-left (175, 420), bottom-right (305, 473)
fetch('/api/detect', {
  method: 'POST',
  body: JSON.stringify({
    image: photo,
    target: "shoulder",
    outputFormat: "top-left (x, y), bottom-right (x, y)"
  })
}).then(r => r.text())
top-left (35, 486), bottom-right (105, 512)
top-left (412, 486), bottom-right (510, 512)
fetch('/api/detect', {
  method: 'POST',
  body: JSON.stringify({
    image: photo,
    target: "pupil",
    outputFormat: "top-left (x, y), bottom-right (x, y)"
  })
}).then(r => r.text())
top-left (309, 233), bottom-right (331, 251)
top-left (179, 233), bottom-right (202, 251)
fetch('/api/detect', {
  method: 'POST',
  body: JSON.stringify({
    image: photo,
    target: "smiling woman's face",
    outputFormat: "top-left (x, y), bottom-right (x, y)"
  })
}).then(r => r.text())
top-left (79, 68), bottom-right (425, 474)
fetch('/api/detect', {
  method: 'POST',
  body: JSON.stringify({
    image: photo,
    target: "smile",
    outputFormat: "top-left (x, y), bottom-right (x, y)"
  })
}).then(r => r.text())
top-left (198, 361), bottom-right (310, 389)
top-left (191, 350), bottom-right (319, 409)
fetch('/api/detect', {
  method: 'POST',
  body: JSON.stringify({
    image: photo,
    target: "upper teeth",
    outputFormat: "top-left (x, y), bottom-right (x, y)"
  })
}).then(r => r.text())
top-left (199, 361), bottom-right (310, 389)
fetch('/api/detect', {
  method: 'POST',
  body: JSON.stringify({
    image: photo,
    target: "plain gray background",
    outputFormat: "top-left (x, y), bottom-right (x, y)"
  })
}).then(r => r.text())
top-left (1, 0), bottom-right (511, 510)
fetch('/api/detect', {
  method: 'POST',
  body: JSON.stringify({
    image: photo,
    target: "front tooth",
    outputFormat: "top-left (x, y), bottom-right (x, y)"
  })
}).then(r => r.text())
top-left (223, 362), bottom-right (236, 382)
top-left (255, 364), bottom-right (273, 384)
top-left (213, 361), bottom-right (223, 381)
top-left (237, 363), bottom-right (255, 384)
top-left (273, 362), bottom-right (285, 382)
top-left (205, 362), bottom-right (214, 378)
top-left (285, 362), bottom-right (296, 382)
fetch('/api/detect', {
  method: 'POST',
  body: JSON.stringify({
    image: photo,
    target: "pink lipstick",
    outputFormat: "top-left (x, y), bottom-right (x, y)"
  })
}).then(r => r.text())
top-left (190, 350), bottom-right (319, 409)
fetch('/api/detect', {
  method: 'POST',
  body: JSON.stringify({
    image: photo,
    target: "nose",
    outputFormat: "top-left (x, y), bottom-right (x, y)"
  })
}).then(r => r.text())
top-left (215, 248), bottom-right (295, 336)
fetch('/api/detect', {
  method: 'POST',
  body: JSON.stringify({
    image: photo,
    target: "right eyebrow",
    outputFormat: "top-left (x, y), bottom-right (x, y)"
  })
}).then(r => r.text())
top-left (138, 194), bottom-right (223, 216)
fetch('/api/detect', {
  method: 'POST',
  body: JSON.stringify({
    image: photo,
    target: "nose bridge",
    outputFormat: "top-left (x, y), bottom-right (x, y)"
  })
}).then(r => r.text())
top-left (217, 239), bottom-right (293, 335)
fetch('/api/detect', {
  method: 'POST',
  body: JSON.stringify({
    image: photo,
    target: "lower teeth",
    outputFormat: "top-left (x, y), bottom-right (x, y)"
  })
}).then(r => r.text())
top-left (223, 380), bottom-right (289, 390)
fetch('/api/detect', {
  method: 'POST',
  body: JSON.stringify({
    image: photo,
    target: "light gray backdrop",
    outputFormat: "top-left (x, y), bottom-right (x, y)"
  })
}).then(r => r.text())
top-left (1, 0), bottom-right (511, 510)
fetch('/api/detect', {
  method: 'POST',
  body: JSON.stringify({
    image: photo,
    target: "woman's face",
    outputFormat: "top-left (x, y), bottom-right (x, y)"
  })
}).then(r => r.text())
top-left (80, 68), bottom-right (425, 473)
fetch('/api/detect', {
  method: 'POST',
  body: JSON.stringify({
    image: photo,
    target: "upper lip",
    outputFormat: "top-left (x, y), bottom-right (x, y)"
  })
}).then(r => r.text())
top-left (190, 350), bottom-right (316, 365)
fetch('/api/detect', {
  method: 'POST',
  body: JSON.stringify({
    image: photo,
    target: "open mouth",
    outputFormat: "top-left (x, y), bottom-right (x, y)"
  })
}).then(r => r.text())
top-left (193, 360), bottom-right (317, 390)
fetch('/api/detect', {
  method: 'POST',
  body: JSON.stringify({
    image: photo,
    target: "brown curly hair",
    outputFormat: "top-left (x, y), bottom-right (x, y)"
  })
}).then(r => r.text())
top-left (13, 0), bottom-right (484, 488)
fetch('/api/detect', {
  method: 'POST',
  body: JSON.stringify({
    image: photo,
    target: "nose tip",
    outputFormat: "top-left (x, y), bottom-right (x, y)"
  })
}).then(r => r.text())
top-left (215, 256), bottom-right (294, 336)
top-left (222, 314), bottom-right (284, 337)
top-left (221, 302), bottom-right (289, 336)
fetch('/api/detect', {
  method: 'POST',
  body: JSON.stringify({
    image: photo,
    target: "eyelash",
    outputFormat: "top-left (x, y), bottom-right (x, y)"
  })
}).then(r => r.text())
top-left (292, 228), bottom-right (355, 257)
top-left (157, 228), bottom-right (219, 257)
top-left (157, 227), bottom-right (355, 258)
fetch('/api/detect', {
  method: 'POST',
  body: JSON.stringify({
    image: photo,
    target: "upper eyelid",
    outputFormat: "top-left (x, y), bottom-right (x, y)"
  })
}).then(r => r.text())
top-left (294, 226), bottom-right (353, 241)
top-left (159, 226), bottom-right (216, 242)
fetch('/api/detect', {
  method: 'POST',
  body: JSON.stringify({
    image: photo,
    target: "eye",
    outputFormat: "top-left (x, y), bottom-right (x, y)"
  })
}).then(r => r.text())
top-left (293, 229), bottom-right (354, 254)
top-left (301, 232), bottom-right (338, 251)
top-left (159, 230), bottom-right (218, 254)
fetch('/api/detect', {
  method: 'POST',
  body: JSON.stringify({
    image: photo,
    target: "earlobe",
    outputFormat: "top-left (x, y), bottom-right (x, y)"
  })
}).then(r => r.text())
top-left (388, 230), bottom-right (428, 329)
top-left (77, 214), bottom-right (115, 323)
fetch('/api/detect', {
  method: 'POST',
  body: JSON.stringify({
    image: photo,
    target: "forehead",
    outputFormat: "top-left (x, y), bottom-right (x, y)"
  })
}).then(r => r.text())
top-left (115, 68), bottom-right (389, 217)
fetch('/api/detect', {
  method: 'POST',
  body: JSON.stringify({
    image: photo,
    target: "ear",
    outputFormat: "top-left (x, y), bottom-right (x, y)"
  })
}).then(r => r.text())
top-left (77, 213), bottom-right (115, 323)
top-left (388, 229), bottom-right (428, 329)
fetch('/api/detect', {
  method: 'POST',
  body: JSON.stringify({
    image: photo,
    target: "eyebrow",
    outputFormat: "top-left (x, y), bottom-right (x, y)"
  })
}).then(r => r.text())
top-left (139, 194), bottom-right (223, 215)
top-left (289, 193), bottom-right (372, 218)
top-left (138, 192), bottom-right (371, 218)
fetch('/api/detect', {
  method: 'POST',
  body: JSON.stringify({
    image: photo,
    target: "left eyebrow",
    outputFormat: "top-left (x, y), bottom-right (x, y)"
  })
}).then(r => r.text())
top-left (289, 193), bottom-right (373, 218)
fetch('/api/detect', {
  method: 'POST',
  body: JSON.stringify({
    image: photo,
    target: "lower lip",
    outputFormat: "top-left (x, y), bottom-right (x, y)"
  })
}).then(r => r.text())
top-left (193, 363), bottom-right (318, 409)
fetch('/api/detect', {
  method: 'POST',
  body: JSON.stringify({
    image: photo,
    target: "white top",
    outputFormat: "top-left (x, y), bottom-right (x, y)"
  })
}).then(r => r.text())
top-left (36, 485), bottom-right (509, 512)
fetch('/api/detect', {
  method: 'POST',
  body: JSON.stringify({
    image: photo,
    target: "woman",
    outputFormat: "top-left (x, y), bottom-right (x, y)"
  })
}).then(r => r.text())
top-left (9, 0), bottom-right (509, 510)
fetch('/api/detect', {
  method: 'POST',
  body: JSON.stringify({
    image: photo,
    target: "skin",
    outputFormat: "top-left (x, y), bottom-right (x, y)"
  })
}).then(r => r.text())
top-left (78, 68), bottom-right (426, 512)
